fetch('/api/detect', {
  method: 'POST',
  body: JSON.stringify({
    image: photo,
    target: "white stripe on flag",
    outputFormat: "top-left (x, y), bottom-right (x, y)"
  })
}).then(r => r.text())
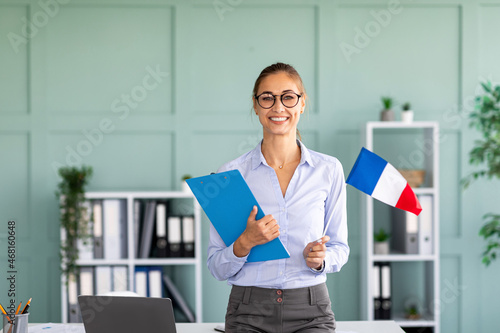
top-left (371, 163), bottom-right (407, 206)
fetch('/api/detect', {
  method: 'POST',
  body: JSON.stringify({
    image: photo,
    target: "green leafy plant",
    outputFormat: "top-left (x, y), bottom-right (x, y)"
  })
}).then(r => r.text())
top-left (406, 305), bottom-right (418, 315)
top-left (56, 165), bottom-right (93, 281)
top-left (463, 81), bottom-right (500, 266)
top-left (404, 304), bottom-right (421, 319)
top-left (479, 213), bottom-right (500, 266)
top-left (402, 102), bottom-right (411, 111)
top-left (374, 228), bottom-right (390, 242)
top-left (381, 96), bottom-right (393, 110)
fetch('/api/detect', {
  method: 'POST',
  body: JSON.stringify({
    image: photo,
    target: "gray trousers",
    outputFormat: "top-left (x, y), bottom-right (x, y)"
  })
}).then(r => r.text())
top-left (225, 283), bottom-right (336, 333)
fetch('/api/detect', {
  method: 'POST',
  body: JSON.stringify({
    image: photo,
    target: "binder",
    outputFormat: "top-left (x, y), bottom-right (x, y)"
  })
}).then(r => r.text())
top-left (163, 274), bottom-right (195, 322)
top-left (418, 195), bottom-right (433, 255)
top-left (134, 266), bottom-right (148, 297)
top-left (95, 266), bottom-right (112, 295)
top-left (167, 216), bottom-right (182, 257)
top-left (372, 264), bottom-right (382, 320)
top-left (391, 208), bottom-right (419, 254)
top-left (103, 200), bottom-right (122, 259)
top-left (181, 216), bottom-right (195, 257)
top-left (134, 200), bottom-right (143, 258)
top-left (68, 273), bottom-right (80, 323)
top-left (148, 266), bottom-right (163, 298)
top-left (93, 200), bottom-right (104, 259)
top-left (139, 200), bottom-right (157, 258)
top-left (380, 262), bottom-right (392, 320)
top-left (155, 203), bottom-right (168, 257)
top-left (79, 267), bottom-right (94, 296)
top-left (119, 200), bottom-right (128, 258)
top-left (112, 266), bottom-right (128, 292)
top-left (186, 170), bottom-right (290, 262)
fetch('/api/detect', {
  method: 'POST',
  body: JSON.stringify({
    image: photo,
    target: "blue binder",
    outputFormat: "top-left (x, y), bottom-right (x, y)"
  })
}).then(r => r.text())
top-left (186, 170), bottom-right (290, 262)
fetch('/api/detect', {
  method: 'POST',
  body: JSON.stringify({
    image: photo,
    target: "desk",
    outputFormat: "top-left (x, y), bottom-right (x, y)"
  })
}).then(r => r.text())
top-left (17, 321), bottom-right (404, 333)
top-left (177, 321), bottom-right (404, 333)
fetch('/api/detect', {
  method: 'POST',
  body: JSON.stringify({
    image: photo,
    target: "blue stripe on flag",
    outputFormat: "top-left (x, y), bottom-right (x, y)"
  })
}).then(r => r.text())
top-left (346, 147), bottom-right (388, 195)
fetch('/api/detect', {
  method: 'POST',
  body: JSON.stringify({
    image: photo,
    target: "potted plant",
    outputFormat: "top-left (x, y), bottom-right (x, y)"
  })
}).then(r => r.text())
top-left (380, 96), bottom-right (395, 121)
top-left (463, 81), bottom-right (500, 266)
top-left (181, 174), bottom-right (192, 192)
top-left (56, 165), bottom-right (93, 283)
top-left (404, 304), bottom-right (421, 320)
top-left (401, 102), bottom-right (414, 123)
top-left (404, 295), bottom-right (422, 320)
top-left (374, 228), bottom-right (390, 255)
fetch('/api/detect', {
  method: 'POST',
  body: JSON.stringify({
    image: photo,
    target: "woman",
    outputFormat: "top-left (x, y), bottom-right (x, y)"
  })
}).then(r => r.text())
top-left (207, 62), bottom-right (349, 333)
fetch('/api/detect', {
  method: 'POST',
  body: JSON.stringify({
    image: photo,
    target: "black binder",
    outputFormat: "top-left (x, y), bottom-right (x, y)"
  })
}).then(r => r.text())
top-left (154, 202), bottom-right (168, 258)
top-left (380, 262), bottom-right (392, 320)
top-left (373, 263), bottom-right (382, 320)
top-left (167, 216), bottom-right (182, 257)
top-left (181, 216), bottom-right (195, 257)
top-left (92, 200), bottom-right (104, 259)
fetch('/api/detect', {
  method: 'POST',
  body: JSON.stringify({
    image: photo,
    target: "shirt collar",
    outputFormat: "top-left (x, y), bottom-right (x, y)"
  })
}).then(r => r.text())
top-left (251, 139), bottom-right (315, 170)
top-left (298, 139), bottom-right (315, 168)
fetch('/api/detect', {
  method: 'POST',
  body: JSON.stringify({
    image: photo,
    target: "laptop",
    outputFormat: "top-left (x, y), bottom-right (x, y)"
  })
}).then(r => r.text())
top-left (78, 296), bottom-right (177, 333)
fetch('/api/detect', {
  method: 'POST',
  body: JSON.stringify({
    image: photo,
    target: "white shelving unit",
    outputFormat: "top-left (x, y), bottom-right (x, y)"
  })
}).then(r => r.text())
top-left (61, 191), bottom-right (202, 323)
top-left (361, 122), bottom-right (440, 333)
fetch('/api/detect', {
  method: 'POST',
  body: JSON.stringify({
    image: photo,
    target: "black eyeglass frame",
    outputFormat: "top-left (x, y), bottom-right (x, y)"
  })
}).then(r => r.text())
top-left (254, 92), bottom-right (303, 109)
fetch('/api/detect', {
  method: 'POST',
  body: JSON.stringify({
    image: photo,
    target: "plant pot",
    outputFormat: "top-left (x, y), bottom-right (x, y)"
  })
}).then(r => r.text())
top-left (374, 241), bottom-right (390, 255)
top-left (182, 180), bottom-right (191, 193)
top-left (380, 109), bottom-right (394, 121)
top-left (397, 169), bottom-right (426, 188)
top-left (401, 110), bottom-right (414, 123)
top-left (406, 313), bottom-right (421, 320)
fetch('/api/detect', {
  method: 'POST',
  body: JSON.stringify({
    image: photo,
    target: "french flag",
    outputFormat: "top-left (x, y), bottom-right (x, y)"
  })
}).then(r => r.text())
top-left (346, 147), bottom-right (422, 216)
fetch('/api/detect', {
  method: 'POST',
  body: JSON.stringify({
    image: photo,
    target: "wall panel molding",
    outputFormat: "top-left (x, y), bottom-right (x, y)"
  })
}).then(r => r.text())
top-left (0, 4), bottom-right (30, 114)
top-left (45, 5), bottom-right (174, 115)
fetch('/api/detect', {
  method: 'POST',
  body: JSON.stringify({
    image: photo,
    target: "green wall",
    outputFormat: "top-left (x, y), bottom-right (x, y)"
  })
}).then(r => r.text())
top-left (1, 0), bottom-right (499, 331)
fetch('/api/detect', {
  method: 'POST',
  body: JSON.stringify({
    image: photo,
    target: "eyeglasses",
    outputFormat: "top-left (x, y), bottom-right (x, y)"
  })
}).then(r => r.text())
top-left (254, 92), bottom-right (302, 109)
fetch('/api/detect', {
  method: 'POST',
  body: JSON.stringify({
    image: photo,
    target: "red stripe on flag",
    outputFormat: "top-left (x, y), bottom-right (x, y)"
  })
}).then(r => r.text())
top-left (395, 183), bottom-right (422, 215)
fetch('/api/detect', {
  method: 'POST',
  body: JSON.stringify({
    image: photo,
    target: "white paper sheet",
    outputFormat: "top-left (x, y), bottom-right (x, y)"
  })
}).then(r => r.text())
top-left (29, 323), bottom-right (85, 333)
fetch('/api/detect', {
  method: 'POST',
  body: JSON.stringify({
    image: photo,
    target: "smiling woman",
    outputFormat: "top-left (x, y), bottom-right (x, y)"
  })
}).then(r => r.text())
top-left (252, 62), bottom-right (307, 142)
top-left (207, 62), bottom-right (350, 333)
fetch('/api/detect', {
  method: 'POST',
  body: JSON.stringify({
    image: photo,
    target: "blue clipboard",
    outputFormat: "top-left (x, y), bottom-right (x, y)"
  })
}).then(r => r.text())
top-left (186, 170), bottom-right (290, 262)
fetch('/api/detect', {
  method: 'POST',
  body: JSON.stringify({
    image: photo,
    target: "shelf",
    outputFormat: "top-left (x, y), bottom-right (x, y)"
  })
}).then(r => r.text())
top-left (362, 122), bottom-right (440, 332)
top-left (84, 191), bottom-right (195, 199)
top-left (371, 254), bottom-right (437, 262)
top-left (76, 259), bottom-right (130, 266)
top-left (62, 191), bottom-right (203, 323)
top-left (133, 258), bottom-right (198, 265)
top-left (393, 313), bottom-right (436, 327)
top-left (76, 258), bottom-right (199, 266)
top-left (367, 121), bottom-right (438, 129)
top-left (413, 188), bottom-right (436, 195)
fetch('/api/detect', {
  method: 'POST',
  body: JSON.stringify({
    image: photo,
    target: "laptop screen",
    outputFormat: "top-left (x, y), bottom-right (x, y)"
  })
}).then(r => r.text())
top-left (78, 296), bottom-right (177, 333)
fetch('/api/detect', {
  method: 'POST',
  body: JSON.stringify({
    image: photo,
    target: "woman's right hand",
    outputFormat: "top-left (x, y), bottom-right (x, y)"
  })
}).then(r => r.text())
top-left (233, 206), bottom-right (280, 257)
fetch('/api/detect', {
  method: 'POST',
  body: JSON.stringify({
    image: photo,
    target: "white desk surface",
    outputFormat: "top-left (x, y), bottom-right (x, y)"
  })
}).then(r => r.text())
top-left (18, 321), bottom-right (404, 333)
top-left (177, 321), bottom-right (404, 333)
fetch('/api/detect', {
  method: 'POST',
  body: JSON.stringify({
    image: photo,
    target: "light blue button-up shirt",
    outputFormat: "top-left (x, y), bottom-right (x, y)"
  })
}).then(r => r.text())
top-left (207, 140), bottom-right (349, 289)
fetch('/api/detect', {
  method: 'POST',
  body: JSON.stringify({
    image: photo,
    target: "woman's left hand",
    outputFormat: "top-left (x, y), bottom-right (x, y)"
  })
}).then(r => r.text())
top-left (303, 235), bottom-right (330, 270)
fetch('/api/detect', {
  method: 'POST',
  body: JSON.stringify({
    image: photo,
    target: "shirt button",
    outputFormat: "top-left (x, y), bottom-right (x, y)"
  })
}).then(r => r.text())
top-left (277, 297), bottom-right (283, 303)
top-left (276, 290), bottom-right (282, 295)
